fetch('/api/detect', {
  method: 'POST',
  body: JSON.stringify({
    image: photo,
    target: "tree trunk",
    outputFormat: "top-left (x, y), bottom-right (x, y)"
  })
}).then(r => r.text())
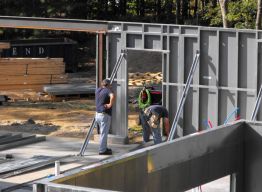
top-left (136, 0), bottom-right (140, 16)
top-left (194, 0), bottom-right (198, 18)
top-left (119, 0), bottom-right (126, 17)
top-left (140, 0), bottom-right (145, 17)
top-left (256, 0), bottom-right (262, 30)
top-left (166, 0), bottom-right (173, 23)
top-left (182, 0), bottom-right (189, 23)
top-left (219, 0), bottom-right (228, 28)
top-left (176, 0), bottom-right (181, 24)
top-left (109, 0), bottom-right (117, 17)
top-left (156, 0), bottom-right (161, 21)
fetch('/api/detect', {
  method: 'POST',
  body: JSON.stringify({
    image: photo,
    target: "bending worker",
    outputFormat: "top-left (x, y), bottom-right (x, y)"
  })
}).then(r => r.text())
top-left (138, 86), bottom-right (152, 142)
top-left (95, 79), bottom-right (115, 155)
top-left (141, 104), bottom-right (170, 144)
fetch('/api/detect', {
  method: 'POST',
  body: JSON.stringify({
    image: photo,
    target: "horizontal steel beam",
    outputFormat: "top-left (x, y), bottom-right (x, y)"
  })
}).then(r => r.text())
top-left (0, 16), bottom-right (108, 32)
top-left (33, 182), bottom-right (117, 192)
top-left (126, 48), bottom-right (170, 53)
top-left (163, 82), bottom-right (256, 93)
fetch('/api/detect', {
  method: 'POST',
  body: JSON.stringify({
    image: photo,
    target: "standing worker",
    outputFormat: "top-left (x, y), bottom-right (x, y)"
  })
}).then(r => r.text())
top-left (95, 79), bottom-right (115, 155)
top-left (142, 105), bottom-right (170, 144)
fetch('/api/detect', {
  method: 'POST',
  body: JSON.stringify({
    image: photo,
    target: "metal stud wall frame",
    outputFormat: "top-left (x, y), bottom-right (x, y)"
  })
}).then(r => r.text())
top-left (0, 16), bottom-right (260, 140)
top-left (107, 23), bottom-right (260, 138)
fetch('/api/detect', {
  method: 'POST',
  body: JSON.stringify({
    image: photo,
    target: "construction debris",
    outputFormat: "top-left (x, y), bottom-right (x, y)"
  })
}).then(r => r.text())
top-left (0, 95), bottom-right (9, 105)
top-left (43, 83), bottom-right (96, 96)
top-left (0, 132), bottom-right (45, 151)
top-left (0, 155), bottom-right (70, 178)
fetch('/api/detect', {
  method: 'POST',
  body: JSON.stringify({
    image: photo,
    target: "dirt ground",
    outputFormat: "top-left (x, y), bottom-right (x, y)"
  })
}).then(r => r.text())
top-left (0, 68), bottom-right (162, 143)
top-left (0, 94), bottom-right (143, 143)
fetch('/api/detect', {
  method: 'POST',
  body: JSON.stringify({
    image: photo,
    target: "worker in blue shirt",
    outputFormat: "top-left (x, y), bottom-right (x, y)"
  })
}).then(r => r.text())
top-left (142, 105), bottom-right (170, 144)
top-left (95, 79), bottom-right (115, 155)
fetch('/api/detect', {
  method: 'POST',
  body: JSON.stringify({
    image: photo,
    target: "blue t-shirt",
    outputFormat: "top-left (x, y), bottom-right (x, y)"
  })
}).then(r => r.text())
top-left (147, 105), bottom-right (168, 118)
top-left (95, 87), bottom-right (113, 115)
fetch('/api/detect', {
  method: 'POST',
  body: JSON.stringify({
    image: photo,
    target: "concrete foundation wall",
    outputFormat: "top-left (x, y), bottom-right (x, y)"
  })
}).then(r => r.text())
top-left (38, 122), bottom-right (260, 192)
top-left (244, 123), bottom-right (262, 192)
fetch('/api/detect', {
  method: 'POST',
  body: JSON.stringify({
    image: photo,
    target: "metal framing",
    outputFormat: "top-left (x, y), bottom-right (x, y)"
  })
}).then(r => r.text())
top-left (107, 22), bottom-right (261, 138)
top-left (0, 16), bottom-right (261, 140)
top-left (1, 15), bottom-right (262, 192)
top-left (0, 16), bottom-right (107, 32)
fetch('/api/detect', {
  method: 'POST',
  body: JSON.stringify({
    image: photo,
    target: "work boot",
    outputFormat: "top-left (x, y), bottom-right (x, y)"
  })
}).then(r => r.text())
top-left (99, 148), bottom-right (112, 155)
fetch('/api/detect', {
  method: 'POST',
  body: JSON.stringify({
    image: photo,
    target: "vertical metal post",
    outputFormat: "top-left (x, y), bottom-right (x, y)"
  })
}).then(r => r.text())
top-left (230, 173), bottom-right (237, 192)
top-left (96, 34), bottom-right (99, 88)
top-left (33, 183), bottom-right (45, 192)
top-left (55, 161), bottom-right (60, 176)
top-left (168, 51), bottom-right (200, 141)
top-left (251, 84), bottom-right (262, 121)
top-left (98, 33), bottom-right (104, 86)
top-left (96, 32), bottom-right (104, 88)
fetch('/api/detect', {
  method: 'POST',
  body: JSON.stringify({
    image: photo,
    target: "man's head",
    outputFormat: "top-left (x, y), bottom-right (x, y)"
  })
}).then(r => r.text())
top-left (102, 79), bottom-right (110, 87)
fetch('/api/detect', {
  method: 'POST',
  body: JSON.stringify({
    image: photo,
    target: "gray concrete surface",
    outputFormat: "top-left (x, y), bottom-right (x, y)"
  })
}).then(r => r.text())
top-left (0, 130), bottom-right (231, 192)
top-left (0, 131), bottom-right (139, 191)
top-left (41, 122), bottom-right (247, 192)
top-left (187, 176), bottom-right (230, 192)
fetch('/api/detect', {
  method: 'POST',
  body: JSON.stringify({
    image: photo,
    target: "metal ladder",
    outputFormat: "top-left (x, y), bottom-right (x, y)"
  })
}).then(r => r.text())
top-left (251, 84), bottom-right (262, 121)
top-left (78, 51), bottom-right (125, 156)
top-left (168, 51), bottom-right (200, 141)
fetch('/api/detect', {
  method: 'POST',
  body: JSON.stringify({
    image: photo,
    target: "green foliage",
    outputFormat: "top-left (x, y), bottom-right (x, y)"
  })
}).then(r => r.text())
top-left (201, 3), bottom-right (223, 27)
top-left (201, 0), bottom-right (257, 29)
top-left (227, 0), bottom-right (257, 29)
top-left (0, 0), bottom-right (259, 29)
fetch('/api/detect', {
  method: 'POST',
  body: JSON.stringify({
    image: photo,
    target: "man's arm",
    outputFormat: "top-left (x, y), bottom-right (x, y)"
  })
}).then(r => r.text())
top-left (105, 93), bottom-right (115, 109)
top-left (163, 117), bottom-right (170, 137)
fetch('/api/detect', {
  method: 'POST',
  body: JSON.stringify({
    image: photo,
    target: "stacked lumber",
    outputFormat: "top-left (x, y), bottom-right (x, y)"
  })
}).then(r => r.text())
top-left (128, 72), bottom-right (162, 86)
top-left (0, 43), bottom-right (10, 49)
top-left (0, 58), bottom-right (67, 91)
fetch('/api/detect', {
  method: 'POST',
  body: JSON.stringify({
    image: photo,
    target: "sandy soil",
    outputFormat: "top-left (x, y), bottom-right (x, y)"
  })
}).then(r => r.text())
top-left (0, 98), bottom-right (95, 136)
top-left (0, 97), bottom-right (143, 142)
top-left (0, 69), bottom-right (162, 142)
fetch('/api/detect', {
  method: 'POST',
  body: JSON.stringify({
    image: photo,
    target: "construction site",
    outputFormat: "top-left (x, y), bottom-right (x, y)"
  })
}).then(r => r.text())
top-left (0, 16), bottom-right (262, 192)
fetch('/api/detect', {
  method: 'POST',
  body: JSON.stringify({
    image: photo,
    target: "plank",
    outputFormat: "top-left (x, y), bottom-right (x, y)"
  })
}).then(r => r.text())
top-left (0, 134), bottom-right (23, 145)
top-left (43, 83), bottom-right (96, 95)
top-left (0, 84), bottom-right (44, 91)
top-left (0, 57), bottom-right (67, 91)
top-left (0, 136), bottom-right (46, 151)
top-left (0, 74), bottom-right (68, 85)
top-left (0, 58), bottom-right (63, 63)
top-left (0, 43), bottom-right (10, 49)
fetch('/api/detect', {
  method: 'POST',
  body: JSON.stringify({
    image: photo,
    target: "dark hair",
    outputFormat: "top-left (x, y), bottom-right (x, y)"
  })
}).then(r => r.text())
top-left (102, 79), bottom-right (110, 87)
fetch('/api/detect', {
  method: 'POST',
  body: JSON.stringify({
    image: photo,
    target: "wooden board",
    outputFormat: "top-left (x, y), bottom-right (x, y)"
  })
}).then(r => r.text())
top-left (0, 84), bottom-right (44, 91)
top-left (0, 58), bottom-right (65, 75)
top-left (0, 58), bottom-right (68, 91)
top-left (0, 74), bottom-right (68, 85)
top-left (0, 43), bottom-right (10, 49)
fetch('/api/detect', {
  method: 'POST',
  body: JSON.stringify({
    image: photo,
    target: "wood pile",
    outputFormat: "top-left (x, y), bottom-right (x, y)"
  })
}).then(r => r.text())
top-left (128, 72), bottom-right (162, 86)
top-left (0, 43), bottom-right (10, 49)
top-left (0, 58), bottom-right (67, 91)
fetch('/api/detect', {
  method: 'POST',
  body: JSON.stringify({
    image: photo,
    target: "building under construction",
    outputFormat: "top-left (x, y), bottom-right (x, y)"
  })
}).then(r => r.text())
top-left (0, 16), bottom-right (262, 192)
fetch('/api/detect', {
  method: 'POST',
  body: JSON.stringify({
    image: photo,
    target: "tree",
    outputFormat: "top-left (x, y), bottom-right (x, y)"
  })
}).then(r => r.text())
top-left (219, 0), bottom-right (229, 28)
top-left (176, 0), bottom-right (181, 24)
top-left (256, 0), bottom-right (262, 29)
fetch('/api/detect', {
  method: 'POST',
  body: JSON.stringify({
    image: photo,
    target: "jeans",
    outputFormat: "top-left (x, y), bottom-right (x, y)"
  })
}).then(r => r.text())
top-left (140, 111), bottom-right (162, 144)
top-left (95, 113), bottom-right (111, 153)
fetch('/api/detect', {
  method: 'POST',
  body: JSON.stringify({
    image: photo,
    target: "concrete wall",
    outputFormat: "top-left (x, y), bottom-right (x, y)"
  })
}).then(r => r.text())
top-left (244, 123), bottom-right (262, 192)
top-left (37, 122), bottom-right (254, 192)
